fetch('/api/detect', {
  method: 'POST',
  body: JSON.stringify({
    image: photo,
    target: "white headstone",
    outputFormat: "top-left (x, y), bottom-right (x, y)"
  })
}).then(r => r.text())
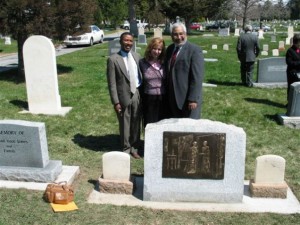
top-left (261, 51), bottom-right (268, 56)
top-left (4, 37), bottom-right (11, 45)
top-left (23, 35), bottom-right (72, 116)
top-left (102, 151), bottom-right (130, 180)
top-left (288, 26), bottom-right (294, 39)
top-left (258, 30), bottom-right (264, 39)
top-left (254, 155), bottom-right (285, 184)
top-left (212, 44), bottom-right (217, 50)
top-left (278, 41), bottom-right (285, 51)
top-left (223, 44), bottom-right (229, 51)
top-left (286, 37), bottom-right (291, 45)
top-left (153, 28), bottom-right (163, 38)
top-left (138, 27), bottom-right (145, 35)
top-left (272, 49), bottom-right (279, 56)
top-left (234, 28), bottom-right (240, 36)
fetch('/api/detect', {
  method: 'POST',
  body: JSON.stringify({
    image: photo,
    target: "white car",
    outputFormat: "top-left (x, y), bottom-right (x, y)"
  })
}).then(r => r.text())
top-left (64, 25), bottom-right (104, 47)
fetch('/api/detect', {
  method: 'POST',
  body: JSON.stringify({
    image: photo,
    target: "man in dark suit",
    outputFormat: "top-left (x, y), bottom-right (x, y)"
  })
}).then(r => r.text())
top-left (166, 23), bottom-right (204, 119)
top-left (236, 25), bottom-right (260, 87)
top-left (106, 32), bottom-right (142, 159)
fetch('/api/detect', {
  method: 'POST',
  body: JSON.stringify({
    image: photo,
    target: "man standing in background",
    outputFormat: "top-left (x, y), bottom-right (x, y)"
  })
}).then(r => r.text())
top-left (236, 25), bottom-right (260, 87)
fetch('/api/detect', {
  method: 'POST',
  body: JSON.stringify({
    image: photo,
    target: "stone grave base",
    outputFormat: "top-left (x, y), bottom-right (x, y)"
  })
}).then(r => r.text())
top-left (98, 177), bottom-right (134, 195)
top-left (0, 160), bottom-right (62, 183)
top-left (87, 178), bottom-right (300, 214)
top-left (20, 106), bottom-right (72, 116)
top-left (0, 165), bottom-right (80, 190)
top-left (253, 82), bottom-right (287, 88)
top-left (249, 179), bottom-right (288, 198)
top-left (277, 114), bottom-right (300, 129)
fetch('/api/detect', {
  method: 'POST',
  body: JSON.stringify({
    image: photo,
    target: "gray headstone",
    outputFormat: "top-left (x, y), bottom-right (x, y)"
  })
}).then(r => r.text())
top-left (143, 118), bottom-right (246, 203)
top-left (109, 38), bottom-right (136, 55)
top-left (23, 35), bottom-right (72, 116)
top-left (138, 34), bottom-right (147, 45)
top-left (0, 120), bottom-right (62, 182)
top-left (218, 28), bottom-right (229, 36)
top-left (257, 57), bottom-right (287, 83)
top-left (287, 82), bottom-right (300, 116)
top-left (271, 35), bottom-right (276, 42)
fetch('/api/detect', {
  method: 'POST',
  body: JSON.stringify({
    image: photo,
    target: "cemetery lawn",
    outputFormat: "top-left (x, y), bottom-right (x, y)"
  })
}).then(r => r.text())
top-left (0, 32), bottom-right (299, 225)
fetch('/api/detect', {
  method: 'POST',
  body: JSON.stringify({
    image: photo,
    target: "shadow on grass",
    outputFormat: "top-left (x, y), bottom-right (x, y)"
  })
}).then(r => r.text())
top-left (264, 114), bottom-right (283, 125)
top-left (57, 64), bottom-right (73, 75)
top-left (10, 99), bottom-right (28, 110)
top-left (244, 98), bottom-right (286, 108)
top-left (72, 133), bottom-right (120, 152)
top-left (207, 79), bottom-right (243, 86)
top-left (0, 68), bottom-right (25, 83)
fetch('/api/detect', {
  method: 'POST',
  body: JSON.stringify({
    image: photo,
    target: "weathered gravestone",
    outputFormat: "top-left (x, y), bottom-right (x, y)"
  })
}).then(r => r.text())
top-left (223, 44), bottom-right (229, 51)
top-left (23, 35), bottom-right (72, 116)
top-left (143, 119), bottom-right (246, 203)
top-left (138, 27), bottom-right (145, 35)
top-left (271, 35), bottom-right (276, 42)
top-left (287, 81), bottom-right (300, 117)
top-left (256, 57), bottom-right (287, 83)
top-left (4, 37), bottom-right (11, 45)
top-left (249, 155), bottom-right (288, 198)
top-left (153, 28), bottom-right (163, 38)
top-left (98, 151), bottom-right (133, 194)
top-left (218, 28), bottom-right (229, 36)
top-left (212, 44), bottom-right (217, 50)
top-left (138, 34), bottom-right (147, 45)
top-left (0, 120), bottom-right (62, 182)
top-left (278, 41), bottom-right (285, 51)
top-left (263, 44), bottom-right (269, 52)
top-left (272, 49), bottom-right (279, 56)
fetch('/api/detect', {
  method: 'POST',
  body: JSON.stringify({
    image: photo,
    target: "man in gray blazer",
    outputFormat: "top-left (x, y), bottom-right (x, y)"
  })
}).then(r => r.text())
top-left (166, 23), bottom-right (204, 119)
top-left (236, 25), bottom-right (260, 87)
top-left (106, 32), bottom-right (142, 159)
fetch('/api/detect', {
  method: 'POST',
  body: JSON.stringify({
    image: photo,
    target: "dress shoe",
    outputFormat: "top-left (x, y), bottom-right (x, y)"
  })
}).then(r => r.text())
top-left (131, 152), bottom-right (141, 159)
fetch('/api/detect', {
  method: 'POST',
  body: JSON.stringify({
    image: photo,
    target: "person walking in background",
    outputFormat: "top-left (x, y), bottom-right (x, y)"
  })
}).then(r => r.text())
top-left (106, 32), bottom-right (142, 159)
top-left (285, 33), bottom-right (300, 101)
top-left (165, 22), bottom-right (204, 119)
top-left (139, 37), bottom-right (167, 127)
top-left (236, 25), bottom-right (260, 87)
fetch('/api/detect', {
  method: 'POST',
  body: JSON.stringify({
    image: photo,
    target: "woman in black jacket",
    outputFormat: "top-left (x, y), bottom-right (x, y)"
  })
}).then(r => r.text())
top-left (285, 33), bottom-right (300, 101)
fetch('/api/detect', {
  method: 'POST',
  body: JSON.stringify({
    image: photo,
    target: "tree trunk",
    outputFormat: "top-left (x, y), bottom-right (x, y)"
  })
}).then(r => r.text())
top-left (17, 33), bottom-right (27, 80)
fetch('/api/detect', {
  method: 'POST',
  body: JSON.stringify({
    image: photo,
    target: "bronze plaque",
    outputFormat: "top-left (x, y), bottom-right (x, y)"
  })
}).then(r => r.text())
top-left (162, 132), bottom-right (226, 179)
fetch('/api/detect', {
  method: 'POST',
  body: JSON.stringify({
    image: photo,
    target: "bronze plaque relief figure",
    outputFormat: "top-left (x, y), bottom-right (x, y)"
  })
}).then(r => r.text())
top-left (162, 132), bottom-right (226, 179)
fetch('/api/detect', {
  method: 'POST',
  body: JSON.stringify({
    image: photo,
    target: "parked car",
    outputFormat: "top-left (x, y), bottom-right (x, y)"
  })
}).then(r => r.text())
top-left (120, 20), bottom-right (148, 30)
top-left (64, 25), bottom-right (104, 47)
top-left (253, 25), bottom-right (271, 32)
top-left (189, 23), bottom-right (202, 30)
top-left (205, 22), bottom-right (228, 31)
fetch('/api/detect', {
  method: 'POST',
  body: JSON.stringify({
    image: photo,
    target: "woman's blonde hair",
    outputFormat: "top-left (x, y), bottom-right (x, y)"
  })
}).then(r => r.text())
top-left (144, 37), bottom-right (166, 64)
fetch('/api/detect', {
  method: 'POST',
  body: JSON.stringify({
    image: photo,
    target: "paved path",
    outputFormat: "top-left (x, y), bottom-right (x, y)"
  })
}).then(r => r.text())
top-left (0, 31), bottom-right (122, 73)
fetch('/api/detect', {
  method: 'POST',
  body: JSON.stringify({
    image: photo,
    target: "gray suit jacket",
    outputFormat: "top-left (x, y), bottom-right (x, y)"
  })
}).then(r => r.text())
top-left (166, 41), bottom-right (204, 110)
top-left (236, 32), bottom-right (260, 62)
top-left (107, 50), bottom-right (141, 108)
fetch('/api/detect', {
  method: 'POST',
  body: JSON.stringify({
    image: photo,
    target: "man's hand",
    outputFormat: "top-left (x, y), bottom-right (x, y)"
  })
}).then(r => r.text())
top-left (188, 101), bottom-right (197, 110)
top-left (114, 103), bottom-right (122, 115)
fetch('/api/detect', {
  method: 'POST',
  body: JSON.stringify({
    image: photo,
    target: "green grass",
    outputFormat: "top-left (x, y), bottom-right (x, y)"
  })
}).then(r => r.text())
top-left (0, 32), bottom-right (300, 224)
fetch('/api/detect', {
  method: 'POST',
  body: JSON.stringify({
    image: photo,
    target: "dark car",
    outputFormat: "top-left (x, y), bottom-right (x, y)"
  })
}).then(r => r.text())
top-left (205, 22), bottom-right (227, 31)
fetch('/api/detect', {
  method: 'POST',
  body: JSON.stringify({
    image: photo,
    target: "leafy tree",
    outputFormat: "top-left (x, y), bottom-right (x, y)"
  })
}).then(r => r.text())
top-left (0, 0), bottom-right (98, 77)
top-left (287, 0), bottom-right (300, 19)
top-left (157, 0), bottom-right (229, 33)
top-left (97, 0), bottom-right (127, 28)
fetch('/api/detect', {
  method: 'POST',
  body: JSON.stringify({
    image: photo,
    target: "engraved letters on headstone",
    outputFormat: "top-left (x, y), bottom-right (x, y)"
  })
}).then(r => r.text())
top-left (162, 132), bottom-right (226, 179)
